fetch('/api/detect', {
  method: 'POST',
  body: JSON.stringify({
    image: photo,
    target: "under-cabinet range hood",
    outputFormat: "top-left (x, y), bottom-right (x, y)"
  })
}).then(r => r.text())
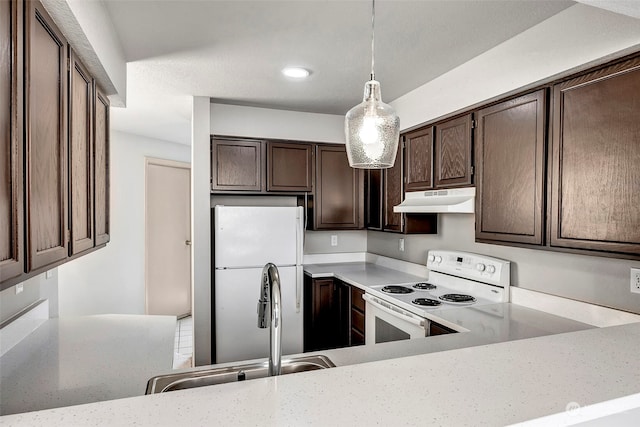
top-left (394, 187), bottom-right (475, 214)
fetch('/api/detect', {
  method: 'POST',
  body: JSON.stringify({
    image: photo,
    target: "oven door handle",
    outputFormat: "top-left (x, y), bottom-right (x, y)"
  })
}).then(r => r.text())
top-left (363, 294), bottom-right (425, 327)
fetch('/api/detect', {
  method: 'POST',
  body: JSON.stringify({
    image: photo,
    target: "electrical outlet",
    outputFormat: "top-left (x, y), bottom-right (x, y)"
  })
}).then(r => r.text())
top-left (631, 268), bottom-right (640, 294)
top-left (399, 238), bottom-right (405, 252)
top-left (331, 235), bottom-right (338, 247)
top-left (15, 284), bottom-right (23, 295)
top-left (46, 270), bottom-right (53, 279)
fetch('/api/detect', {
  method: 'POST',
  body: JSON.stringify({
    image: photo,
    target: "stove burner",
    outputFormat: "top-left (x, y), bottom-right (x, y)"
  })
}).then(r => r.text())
top-left (412, 298), bottom-right (442, 307)
top-left (381, 285), bottom-right (414, 294)
top-left (439, 294), bottom-right (476, 304)
top-left (413, 282), bottom-right (437, 290)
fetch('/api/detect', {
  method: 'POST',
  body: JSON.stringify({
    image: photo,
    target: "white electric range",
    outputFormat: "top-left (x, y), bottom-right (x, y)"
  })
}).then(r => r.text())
top-left (363, 250), bottom-right (511, 345)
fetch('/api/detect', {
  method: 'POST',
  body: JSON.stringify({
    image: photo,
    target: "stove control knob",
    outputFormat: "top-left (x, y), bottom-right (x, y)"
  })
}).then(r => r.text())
top-left (428, 255), bottom-right (435, 263)
top-left (434, 256), bottom-right (442, 264)
top-left (486, 265), bottom-right (496, 274)
top-left (476, 263), bottom-right (486, 272)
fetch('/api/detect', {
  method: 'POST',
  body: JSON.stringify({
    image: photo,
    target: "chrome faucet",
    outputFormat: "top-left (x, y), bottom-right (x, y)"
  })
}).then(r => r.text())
top-left (257, 263), bottom-right (282, 376)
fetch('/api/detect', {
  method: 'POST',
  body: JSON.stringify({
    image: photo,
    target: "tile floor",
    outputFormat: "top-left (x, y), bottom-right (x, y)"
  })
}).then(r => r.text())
top-left (173, 316), bottom-right (193, 369)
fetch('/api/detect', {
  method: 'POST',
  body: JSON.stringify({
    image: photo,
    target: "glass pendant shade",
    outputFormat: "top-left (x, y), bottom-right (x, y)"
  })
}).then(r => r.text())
top-left (345, 80), bottom-right (400, 169)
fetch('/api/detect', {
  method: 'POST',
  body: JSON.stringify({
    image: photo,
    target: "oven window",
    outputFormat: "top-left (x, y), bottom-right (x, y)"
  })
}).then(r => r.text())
top-left (375, 317), bottom-right (410, 343)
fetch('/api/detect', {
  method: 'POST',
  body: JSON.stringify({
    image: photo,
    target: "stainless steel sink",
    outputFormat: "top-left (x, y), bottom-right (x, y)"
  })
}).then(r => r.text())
top-left (146, 355), bottom-right (335, 394)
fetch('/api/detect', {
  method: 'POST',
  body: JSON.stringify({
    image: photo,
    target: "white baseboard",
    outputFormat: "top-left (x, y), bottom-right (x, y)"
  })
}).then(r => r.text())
top-left (0, 299), bottom-right (49, 357)
top-left (511, 287), bottom-right (640, 327)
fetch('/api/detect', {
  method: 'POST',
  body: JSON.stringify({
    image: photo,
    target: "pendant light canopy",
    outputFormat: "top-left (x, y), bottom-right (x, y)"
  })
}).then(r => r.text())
top-left (345, 0), bottom-right (400, 169)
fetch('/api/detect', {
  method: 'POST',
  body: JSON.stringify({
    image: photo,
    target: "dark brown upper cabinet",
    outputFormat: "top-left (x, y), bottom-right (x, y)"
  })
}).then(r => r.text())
top-left (25, 0), bottom-right (69, 271)
top-left (94, 85), bottom-right (110, 246)
top-left (383, 152), bottom-right (403, 232)
top-left (365, 148), bottom-right (437, 235)
top-left (1, 0), bottom-right (24, 284)
top-left (404, 126), bottom-right (434, 191)
top-left (434, 113), bottom-right (473, 188)
top-left (267, 141), bottom-right (313, 192)
top-left (312, 144), bottom-right (364, 230)
top-left (68, 51), bottom-right (94, 256)
top-left (475, 90), bottom-right (546, 246)
top-left (211, 137), bottom-right (264, 192)
top-left (365, 169), bottom-right (383, 230)
top-left (550, 57), bottom-right (640, 256)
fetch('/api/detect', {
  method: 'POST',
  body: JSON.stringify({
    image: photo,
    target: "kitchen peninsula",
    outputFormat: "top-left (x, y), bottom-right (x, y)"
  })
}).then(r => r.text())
top-left (3, 260), bottom-right (639, 425)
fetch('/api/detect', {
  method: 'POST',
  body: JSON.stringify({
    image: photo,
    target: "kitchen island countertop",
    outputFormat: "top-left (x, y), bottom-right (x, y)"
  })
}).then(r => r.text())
top-left (0, 314), bottom-right (176, 416)
top-left (2, 322), bottom-right (639, 426)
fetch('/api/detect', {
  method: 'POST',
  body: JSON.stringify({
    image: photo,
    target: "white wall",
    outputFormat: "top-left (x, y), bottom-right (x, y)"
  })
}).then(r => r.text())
top-left (392, 4), bottom-right (640, 130)
top-left (369, 3), bottom-right (640, 314)
top-left (191, 97), bottom-right (212, 365)
top-left (210, 103), bottom-right (345, 143)
top-left (58, 131), bottom-right (190, 317)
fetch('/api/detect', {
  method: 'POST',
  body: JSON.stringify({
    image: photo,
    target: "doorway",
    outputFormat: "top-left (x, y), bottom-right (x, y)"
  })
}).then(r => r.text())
top-left (145, 158), bottom-right (191, 318)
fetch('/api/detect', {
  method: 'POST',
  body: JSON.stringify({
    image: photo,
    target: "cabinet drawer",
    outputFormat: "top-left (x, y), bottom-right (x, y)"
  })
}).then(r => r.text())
top-left (351, 309), bottom-right (364, 334)
top-left (351, 286), bottom-right (365, 312)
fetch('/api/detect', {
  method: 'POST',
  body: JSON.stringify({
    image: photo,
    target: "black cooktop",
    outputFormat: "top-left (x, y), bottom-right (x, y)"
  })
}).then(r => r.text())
top-left (381, 285), bottom-right (414, 294)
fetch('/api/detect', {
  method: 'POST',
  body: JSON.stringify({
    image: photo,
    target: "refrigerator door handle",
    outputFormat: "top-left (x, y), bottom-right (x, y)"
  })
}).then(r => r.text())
top-left (296, 265), bottom-right (302, 313)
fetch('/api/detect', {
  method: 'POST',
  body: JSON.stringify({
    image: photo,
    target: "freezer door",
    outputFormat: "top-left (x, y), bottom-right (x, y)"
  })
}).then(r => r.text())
top-left (215, 266), bottom-right (303, 363)
top-left (214, 206), bottom-right (302, 268)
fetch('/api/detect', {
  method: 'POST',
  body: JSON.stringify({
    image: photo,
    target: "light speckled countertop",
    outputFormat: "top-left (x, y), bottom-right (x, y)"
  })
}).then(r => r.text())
top-left (2, 263), bottom-right (637, 425)
top-left (0, 314), bottom-right (175, 416)
top-left (2, 323), bottom-right (639, 426)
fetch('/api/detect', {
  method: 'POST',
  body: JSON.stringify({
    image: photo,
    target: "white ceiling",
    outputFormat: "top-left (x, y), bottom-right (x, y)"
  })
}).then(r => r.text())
top-left (104, 0), bottom-right (582, 144)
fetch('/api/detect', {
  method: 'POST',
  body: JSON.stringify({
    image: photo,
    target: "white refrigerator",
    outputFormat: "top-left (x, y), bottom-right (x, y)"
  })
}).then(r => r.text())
top-left (213, 205), bottom-right (304, 363)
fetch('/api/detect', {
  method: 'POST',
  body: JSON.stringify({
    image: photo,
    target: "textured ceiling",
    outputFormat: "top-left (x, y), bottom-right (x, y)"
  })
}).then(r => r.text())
top-left (103, 0), bottom-right (576, 144)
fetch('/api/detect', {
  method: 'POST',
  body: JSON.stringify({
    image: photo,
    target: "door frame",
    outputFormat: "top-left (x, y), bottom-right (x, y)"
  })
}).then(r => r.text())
top-left (144, 157), bottom-right (192, 316)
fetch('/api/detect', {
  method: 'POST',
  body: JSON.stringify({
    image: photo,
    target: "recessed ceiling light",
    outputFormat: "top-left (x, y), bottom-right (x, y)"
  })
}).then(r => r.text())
top-left (282, 67), bottom-right (310, 79)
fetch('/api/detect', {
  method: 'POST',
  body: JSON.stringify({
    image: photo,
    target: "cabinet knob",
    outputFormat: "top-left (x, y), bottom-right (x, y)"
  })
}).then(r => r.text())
top-left (185, 240), bottom-right (192, 246)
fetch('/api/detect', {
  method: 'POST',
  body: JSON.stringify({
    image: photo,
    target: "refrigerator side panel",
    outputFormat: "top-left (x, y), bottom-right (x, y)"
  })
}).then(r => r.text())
top-left (215, 266), bottom-right (303, 363)
top-left (214, 206), bottom-right (298, 268)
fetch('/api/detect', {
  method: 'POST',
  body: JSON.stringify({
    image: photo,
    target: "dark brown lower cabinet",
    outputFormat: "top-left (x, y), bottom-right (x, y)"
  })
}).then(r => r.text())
top-left (350, 286), bottom-right (365, 346)
top-left (304, 276), bottom-right (359, 352)
top-left (550, 56), bottom-right (640, 256)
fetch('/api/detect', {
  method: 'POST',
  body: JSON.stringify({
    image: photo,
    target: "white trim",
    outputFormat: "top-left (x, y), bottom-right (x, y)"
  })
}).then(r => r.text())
top-left (511, 287), bottom-right (640, 327)
top-left (0, 299), bottom-right (49, 357)
top-left (365, 253), bottom-right (429, 277)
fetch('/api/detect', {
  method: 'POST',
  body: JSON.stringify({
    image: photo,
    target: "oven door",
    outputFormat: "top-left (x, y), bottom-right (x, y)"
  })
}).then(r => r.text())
top-left (363, 294), bottom-right (428, 345)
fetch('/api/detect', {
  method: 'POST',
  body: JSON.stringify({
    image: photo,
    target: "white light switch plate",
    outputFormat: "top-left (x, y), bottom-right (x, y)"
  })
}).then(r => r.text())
top-left (331, 235), bottom-right (338, 247)
top-left (399, 238), bottom-right (405, 252)
top-left (631, 268), bottom-right (640, 294)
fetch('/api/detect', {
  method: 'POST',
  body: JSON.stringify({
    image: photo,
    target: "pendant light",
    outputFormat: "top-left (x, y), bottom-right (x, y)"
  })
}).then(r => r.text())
top-left (345, 0), bottom-right (400, 169)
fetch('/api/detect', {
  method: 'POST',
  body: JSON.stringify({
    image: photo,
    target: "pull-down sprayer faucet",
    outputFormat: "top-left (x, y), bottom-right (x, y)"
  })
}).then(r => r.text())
top-left (257, 263), bottom-right (282, 376)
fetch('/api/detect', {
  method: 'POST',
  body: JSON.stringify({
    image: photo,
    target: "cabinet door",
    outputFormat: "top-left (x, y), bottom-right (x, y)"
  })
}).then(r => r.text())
top-left (267, 142), bottom-right (313, 192)
top-left (94, 85), bottom-right (110, 245)
top-left (383, 152), bottom-right (403, 232)
top-left (365, 169), bottom-right (383, 230)
top-left (25, 0), bottom-right (68, 271)
top-left (475, 90), bottom-right (546, 245)
top-left (314, 145), bottom-right (364, 229)
top-left (304, 277), bottom-right (339, 352)
top-left (0, 0), bottom-right (24, 285)
top-left (434, 114), bottom-right (473, 188)
top-left (211, 138), bottom-right (263, 191)
top-left (68, 51), bottom-right (94, 255)
top-left (404, 127), bottom-right (434, 191)
top-left (550, 58), bottom-right (640, 255)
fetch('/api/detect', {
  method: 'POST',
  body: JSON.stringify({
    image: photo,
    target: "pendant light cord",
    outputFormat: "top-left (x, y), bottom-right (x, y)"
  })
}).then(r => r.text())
top-left (370, 0), bottom-right (375, 81)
